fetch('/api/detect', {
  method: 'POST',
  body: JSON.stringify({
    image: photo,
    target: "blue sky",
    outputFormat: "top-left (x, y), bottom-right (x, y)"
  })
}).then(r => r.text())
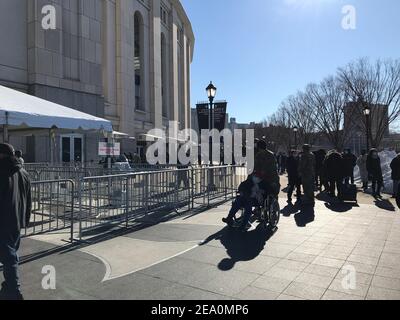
top-left (180, 0), bottom-right (400, 123)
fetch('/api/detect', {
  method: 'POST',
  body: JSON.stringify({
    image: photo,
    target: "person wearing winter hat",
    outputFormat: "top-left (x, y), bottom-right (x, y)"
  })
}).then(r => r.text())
top-left (0, 143), bottom-right (31, 300)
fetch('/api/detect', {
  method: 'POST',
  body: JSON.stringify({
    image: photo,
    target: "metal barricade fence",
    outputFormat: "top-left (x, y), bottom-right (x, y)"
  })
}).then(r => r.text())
top-left (21, 165), bottom-right (248, 241)
top-left (76, 165), bottom-right (247, 240)
top-left (26, 164), bottom-right (185, 182)
top-left (23, 180), bottom-right (75, 239)
top-left (77, 168), bottom-right (192, 238)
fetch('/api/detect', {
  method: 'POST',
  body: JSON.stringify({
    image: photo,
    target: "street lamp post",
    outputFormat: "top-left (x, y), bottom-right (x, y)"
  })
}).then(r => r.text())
top-left (206, 82), bottom-right (217, 164)
top-left (293, 126), bottom-right (298, 150)
top-left (206, 82), bottom-right (217, 191)
top-left (363, 106), bottom-right (371, 151)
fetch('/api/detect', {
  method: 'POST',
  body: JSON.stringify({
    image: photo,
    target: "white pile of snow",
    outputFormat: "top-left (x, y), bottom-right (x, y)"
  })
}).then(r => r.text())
top-left (354, 149), bottom-right (397, 194)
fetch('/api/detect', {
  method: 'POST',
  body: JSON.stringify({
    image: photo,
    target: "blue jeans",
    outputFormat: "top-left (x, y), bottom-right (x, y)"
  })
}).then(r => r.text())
top-left (227, 196), bottom-right (259, 228)
top-left (0, 232), bottom-right (21, 294)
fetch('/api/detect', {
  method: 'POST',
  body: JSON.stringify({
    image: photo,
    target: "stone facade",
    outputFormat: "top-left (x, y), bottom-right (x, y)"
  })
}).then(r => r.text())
top-left (0, 0), bottom-right (194, 162)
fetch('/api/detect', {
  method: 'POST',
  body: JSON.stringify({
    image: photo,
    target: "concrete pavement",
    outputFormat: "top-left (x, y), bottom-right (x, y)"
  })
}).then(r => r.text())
top-left (1, 177), bottom-right (400, 300)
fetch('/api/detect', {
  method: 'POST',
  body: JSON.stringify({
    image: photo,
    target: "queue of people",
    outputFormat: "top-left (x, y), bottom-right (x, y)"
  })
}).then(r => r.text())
top-left (285, 146), bottom-right (400, 203)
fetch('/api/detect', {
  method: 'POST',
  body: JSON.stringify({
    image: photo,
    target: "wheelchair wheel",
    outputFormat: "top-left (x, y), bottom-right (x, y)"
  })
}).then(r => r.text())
top-left (268, 197), bottom-right (281, 229)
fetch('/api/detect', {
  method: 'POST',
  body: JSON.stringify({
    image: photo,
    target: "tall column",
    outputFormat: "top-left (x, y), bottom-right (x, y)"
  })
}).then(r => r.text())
top-left (150, 0), bottom-right (162, 129)
top-left (183, 33), bottom-right (190, 129)
top-left (171, 9), bottom-right (180, 124)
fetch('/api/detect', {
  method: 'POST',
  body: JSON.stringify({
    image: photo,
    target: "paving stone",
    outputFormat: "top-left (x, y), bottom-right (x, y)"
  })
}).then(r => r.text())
top-left (234, 256), bottom-right (281, 275)
top-left (378, 253), bottom-right (400, 269)
top-left (366, 286), bottom-right (400, 300)
top-left (183, 288), bottom-right (232, 300)
top-left (320, 249), bottom-right (351, 260)
top-left (283, 282), bottom-right (326, 300)
top-left (352, 246), bottom-right (383, 258)
top-left (321, 289), bottom-right (364, 300)
top-left (347, 254), bottom-right (380, 266)
top-left (374, 266), bottom-right (400, 279)
top-left (293, 246), bottom-right (324, 256)
top-left (261, 244), bottom-right (296, 258)
top-left (274, 259), bottom-right (309, 272)
top-left (251, 275), bottom-right (292, 294)
top-left (303, 264), bottom-right (340, 278)
top-left (371, 275), bottom-right (400, 291)
top-left (276, 294), bottom-right (302, 300)
top-left (235, 286), bottom-right (279, 300)
top-left (341, 262), bottom-right (377, 275)
top-left (264, 266), bottom-right (301, 282)
top-left (200, 270), bottom-right (259, 296)
top-left (286, 252), bottom-right (318, 264)
top-left (328, 278), bottom-right (369, 298)
top-left (312, 256), bottom-right (345, 269)
top-left (295, 272), bottom-right (334, 289)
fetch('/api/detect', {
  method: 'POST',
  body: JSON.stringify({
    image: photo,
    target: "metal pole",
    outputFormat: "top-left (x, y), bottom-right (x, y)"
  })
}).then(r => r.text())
top-left (209, 98), bottom-right (213, 165)
top-left (366, 114), bottom-right (370, 151)
top-left (208, 98), bottom-right (215, 190)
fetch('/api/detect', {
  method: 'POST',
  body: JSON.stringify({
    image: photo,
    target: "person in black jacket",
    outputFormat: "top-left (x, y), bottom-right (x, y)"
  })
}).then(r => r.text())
top-left (324, 150), bottom-right (344, 198)
top-left (286, 150), bottom-right (302, 202)
top-left (342, 149), bottom-right (357, 185)
top-left (367, 149), bottom-right (383, 198)
top-left (0, 143), bottom-right (31, 300)
top-left (390, 153), bottom-right (400, 198)
top-left (314, 149), bottom-right (326, 191)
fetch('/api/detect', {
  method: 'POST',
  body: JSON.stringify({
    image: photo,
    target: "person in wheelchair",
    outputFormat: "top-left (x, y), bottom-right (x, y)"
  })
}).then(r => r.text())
top-left (222, 139), bottom-right (281, 231)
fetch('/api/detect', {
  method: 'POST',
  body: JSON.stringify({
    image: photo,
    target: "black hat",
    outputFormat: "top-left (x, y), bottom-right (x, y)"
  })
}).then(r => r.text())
top-left (0, 143), bottom-right (15, 156)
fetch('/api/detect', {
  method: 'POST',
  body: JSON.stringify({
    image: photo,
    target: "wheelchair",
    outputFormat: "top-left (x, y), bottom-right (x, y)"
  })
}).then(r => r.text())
top-left (231, 192), bottom-right (281, 231)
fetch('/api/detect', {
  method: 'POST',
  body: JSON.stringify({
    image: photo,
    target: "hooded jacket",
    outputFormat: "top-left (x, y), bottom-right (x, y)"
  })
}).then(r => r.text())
top-left (323, 151), bottom-right (343, 180)
top-left (0, 157), bottom-right (32, 234)
top-left (298, 151), bottom-right (316, 180)
top-left (366, 150), bottom-right (383, 181)
top-left (390, 154), bottom-right (400, 181)
top-left (342, 152), bottom-right (357, 176)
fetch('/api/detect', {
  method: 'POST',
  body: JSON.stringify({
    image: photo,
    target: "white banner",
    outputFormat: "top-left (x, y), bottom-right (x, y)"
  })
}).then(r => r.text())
top-left (98, 142), bottom-right (121, 156)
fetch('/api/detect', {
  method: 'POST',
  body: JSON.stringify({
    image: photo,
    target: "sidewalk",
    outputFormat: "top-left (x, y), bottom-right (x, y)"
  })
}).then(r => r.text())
top-left (2, 178), bottom-right (400, 300)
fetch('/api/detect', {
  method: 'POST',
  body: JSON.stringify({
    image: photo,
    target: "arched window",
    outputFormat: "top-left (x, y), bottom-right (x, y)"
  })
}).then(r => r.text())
top-left (134, 12), bottom-right (144, 111)
top-left (161, 33), bottom-right (168, 117)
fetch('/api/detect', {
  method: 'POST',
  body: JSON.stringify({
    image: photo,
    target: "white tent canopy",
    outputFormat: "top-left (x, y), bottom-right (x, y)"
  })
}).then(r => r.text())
top-left (0, 85), bottom-right (113, 132)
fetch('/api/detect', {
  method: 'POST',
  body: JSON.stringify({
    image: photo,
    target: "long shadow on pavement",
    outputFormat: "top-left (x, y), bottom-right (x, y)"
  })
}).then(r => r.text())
top-left (316, 192), bottom-right (357, 213)
top-left (374, 199), bottom-right (396, 212)
top-left (200, 224), bottom-right (276, 272)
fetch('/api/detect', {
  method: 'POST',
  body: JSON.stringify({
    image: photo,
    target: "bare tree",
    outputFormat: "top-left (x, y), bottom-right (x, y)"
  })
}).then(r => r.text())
top-left (284, 93), bottom-right (317, 146)
top-left (263, 108), bottom-right (293, 152)
top-left (338, 58), bottom-right (400, 148)
top-left (304, 77), bottom-right (352, 150)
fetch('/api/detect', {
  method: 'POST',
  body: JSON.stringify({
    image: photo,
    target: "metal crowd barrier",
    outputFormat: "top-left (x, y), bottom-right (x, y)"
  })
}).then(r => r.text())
top-left (21, 165), bottom-right (248, 242)
top-left (76, 165), bottom-right (247, 240)
top-left (25, 164), bottom-right (185, 182)
top-left (23, 180), bottom-right (75, 240)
